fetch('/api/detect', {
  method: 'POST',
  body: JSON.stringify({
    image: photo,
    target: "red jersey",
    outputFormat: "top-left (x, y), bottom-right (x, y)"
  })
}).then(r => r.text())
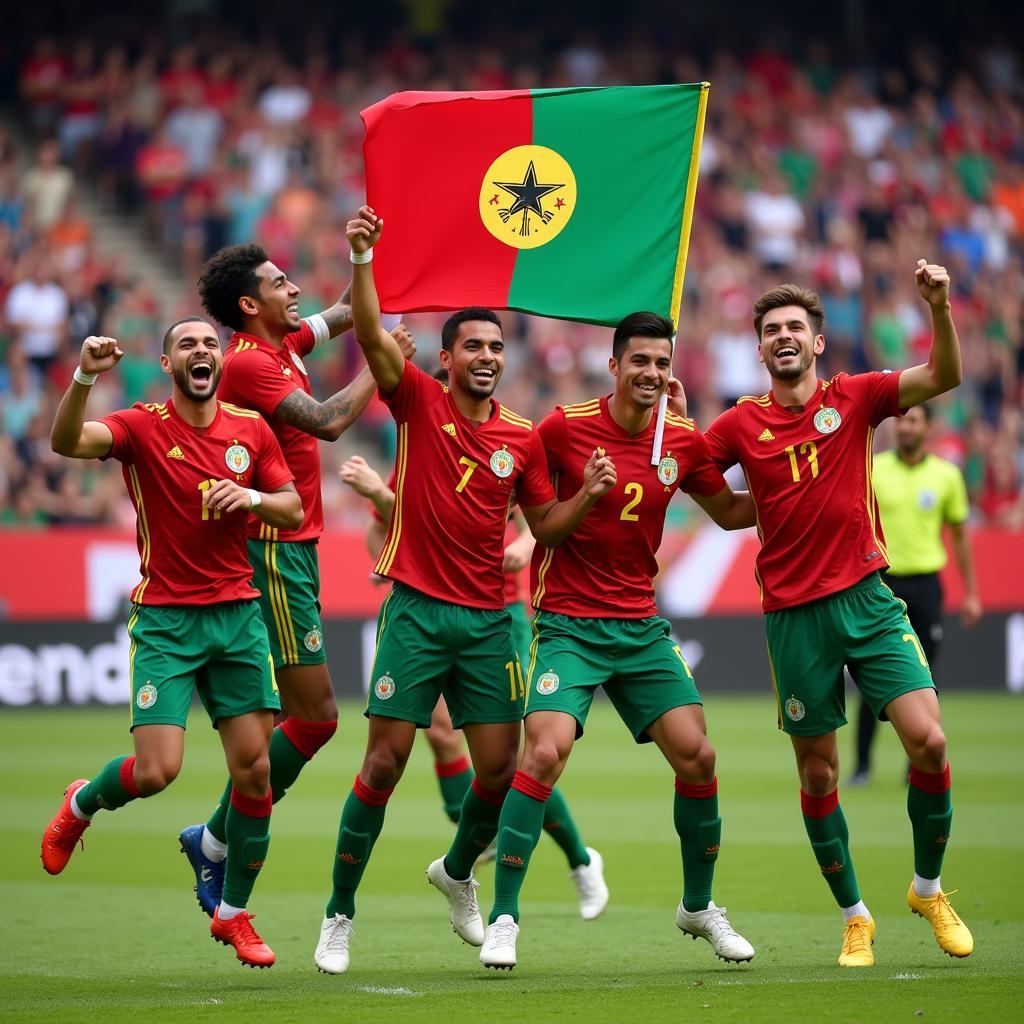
top-left (100, 399), bottom-right (293, 606)
top-left (532, 397), bottom-right (726, 618)
top-left (375, 363), bottom-right (555, 609)
top-left (220, 317), bottom-right (329, 543)
top-left (705, 370), bottom-right (904, 612)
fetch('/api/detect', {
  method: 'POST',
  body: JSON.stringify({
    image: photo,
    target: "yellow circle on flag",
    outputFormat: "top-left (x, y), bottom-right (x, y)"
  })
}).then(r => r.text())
top-left (479, 145), bottom-right (576, 250)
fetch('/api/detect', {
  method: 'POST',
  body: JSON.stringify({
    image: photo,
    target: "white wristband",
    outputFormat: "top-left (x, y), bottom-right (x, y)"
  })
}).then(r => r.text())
top-left (349, 248), bottom-right (373, 265)
top-left (73, 367), bottom-right (97, 386)
top-left (246, 489), bottom-right (262, 509)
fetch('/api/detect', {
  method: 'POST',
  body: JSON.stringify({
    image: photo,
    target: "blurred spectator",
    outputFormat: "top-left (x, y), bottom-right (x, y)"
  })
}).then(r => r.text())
top-left (4, 252), bottom-right (69, 375)
top-left (21, 140), bottom-right (74, 232)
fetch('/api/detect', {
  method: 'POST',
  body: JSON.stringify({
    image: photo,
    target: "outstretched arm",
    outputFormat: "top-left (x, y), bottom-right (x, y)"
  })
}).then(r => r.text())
top-left (521, 449), bottom-right (617, 547)
top-left (50, 336), bottom-right (120, 459)
top-left (347, 205), bottom-right (407, 396)
top-left (273, 323), bottom-right (415, 440)
top-left (691, 485), bottom-right (757, 531)
top-left (898, 260), bottom-right (962, 408)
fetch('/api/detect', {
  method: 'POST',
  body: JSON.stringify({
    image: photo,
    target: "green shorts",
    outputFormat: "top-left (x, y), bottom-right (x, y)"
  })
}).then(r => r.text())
top-left (366, 582), bottom-right (524, 729)
top-left (247, 538), bottom-right (325, 669)
top-left (509, 600), bottom-right (533, 666)
top-left (126, 601), bottom-right (279, 730)
top-left (765, 572), bottom-right (936, 736)
top-left (524, 611), bottom-right (701, 743)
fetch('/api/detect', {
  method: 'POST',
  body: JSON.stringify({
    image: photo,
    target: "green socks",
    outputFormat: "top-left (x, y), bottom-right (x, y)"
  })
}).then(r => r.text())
top-left (543, 785), bottom-right (590, 869)
top-left (443, 779), bottom-right (507, 882)
top-left (489, 772), bottom-right (551, 924)
top-left (326, 776), bottom-right (393, 919)
top-left (75, 755), bottom-right (141, 815)
top-left (674, 777), bottom-right (721, 912)
top-left (801, 789), bottom-right (861, 908)
top-left (435, 755), bottom-right (474, 824)
top-left (221, 787), bottom-right (272, 909)
top-left (908, 764), bottom-right (952, 880)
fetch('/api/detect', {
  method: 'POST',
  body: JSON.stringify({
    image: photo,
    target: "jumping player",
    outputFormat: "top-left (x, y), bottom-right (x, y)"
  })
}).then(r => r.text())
top-left (42, 324), bottom-right (302, 968)
top-left (479, 312), bottom-right (756, 971)
top-left (178, 244), bottom-right (413, 915)
top-left (704, 261), bottom-right (973, 966)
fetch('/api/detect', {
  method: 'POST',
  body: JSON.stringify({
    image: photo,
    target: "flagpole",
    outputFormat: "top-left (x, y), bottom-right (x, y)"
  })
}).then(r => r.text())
top-left (650, 335), bottom-right (676, 466)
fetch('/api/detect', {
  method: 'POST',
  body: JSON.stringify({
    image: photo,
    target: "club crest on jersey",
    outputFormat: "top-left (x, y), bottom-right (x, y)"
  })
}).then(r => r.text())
top-left (784, 696), bottom-right (805, 722)
top-left (657, 454), bottom-right (679, 487)
top-left (374, 673), bottom-right (396, 700)
top-left (290, 351), bottom-right (308, 376)
top-left (225, 444), bottom-right (251, 474)
top-left (490, 446), bottom-right (515, 478)
top-left (136, 683), bottom-right (158, 710)
top-left (304, 628), bottom-right (323, 653)
top-left (813, 407), bottom-right (841, 434)
top-left (918, 489), bottom-right (938, 511)
top-left (536, 671), bottom-right (560, 695)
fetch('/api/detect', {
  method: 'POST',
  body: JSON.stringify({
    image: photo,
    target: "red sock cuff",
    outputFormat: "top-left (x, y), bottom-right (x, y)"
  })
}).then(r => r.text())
top-left (472, 777), bottom-right (509, 806)
top-left (353, 774), bottom-right (393, 807)
top-left (230, 785), bottom-right (272, 818)
top-left (280, 716), bottom-right (338, 760)
top-left (511, 770), bottom-right (552, 803)
top-left (800, 788), bottom-right (839, 819)
top-left (435, 755), bottom-right (472, 779)
top-left (675, 776), bottom-right (718, 799)
top-left (119, 756), bottom-right (140, 799)
top-left (909, 763), bottom-right (951, 794)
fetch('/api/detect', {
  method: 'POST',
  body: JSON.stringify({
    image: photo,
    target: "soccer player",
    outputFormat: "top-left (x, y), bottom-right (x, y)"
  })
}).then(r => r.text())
top-left (852, 403), bottom-right (982, 785)
top-left (703, 261), bottom-right (973, 966)
top-left (313, 207), bottom-right (614, 975)
top-left (178, 244), bottom-right (414, 915)
top-left (42, 324), bottom-right (302, 968)
top-left (340, 455), bottom-right (608, 914)
top-left (478, 312), bottom-right (757, 971)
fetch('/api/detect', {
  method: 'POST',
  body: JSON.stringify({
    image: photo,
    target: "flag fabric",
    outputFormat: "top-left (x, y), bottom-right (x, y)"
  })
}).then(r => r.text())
top-left (361, 84), bottom-right (709, 328)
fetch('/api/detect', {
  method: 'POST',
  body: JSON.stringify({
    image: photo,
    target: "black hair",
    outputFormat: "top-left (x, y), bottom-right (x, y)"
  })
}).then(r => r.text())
top-left (612, 311), bottom-right (674, 362)
top-left (440, 307), bottom-right (502, 351)
top-left (162, 315), bottom-right (218, 354)
top-left (197, 243), bottom-right (270, 331)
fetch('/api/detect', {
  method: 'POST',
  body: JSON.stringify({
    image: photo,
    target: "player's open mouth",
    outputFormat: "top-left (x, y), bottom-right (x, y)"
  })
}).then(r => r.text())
top-left (774, 346), bottom-right (798, 359)
top-left (635, 381), bottom-right (660, 393)
top-left (189, 361), bottom-right (213, 384)
top-left (286, 303), bottom-right (299, 316)
top-left (471, 367), bottom-right (496, 382)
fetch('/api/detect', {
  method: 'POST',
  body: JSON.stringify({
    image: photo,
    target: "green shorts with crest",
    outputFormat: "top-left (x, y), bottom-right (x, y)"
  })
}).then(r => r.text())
top-left (524, 611), bottom-right (701, 743)
top-left (127, 600), bottom-right (279, 730)
top-left (247, 538), bottom-right (326, 669)
top-left (765, 571), bottom-right (936, 736)
top-left (366, 582), bottom-right (525, 729)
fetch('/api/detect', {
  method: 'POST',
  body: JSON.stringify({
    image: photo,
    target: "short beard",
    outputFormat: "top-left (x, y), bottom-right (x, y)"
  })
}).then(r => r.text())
top-left (173, 365), bottom-right (221, 402)
top-left (766, 352), bottom-right (812, 381)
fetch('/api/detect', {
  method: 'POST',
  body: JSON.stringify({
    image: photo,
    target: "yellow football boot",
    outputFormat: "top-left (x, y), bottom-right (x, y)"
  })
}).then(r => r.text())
top-left (907, 885), bottom-right (974, 957)
top-left (838, 914), bottom-right (876, 967)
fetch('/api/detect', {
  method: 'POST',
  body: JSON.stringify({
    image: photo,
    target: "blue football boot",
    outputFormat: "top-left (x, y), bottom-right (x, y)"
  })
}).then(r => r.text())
top-left (179, 824), bottom-right (224, 917)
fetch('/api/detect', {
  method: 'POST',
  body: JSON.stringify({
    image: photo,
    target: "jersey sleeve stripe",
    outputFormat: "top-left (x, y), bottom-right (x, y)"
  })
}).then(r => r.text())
top-left (736, 394), bottom-right (771, 406)
top-left (562, 400), bottom-right (600, 414)
top-left (499, 409), bottom-right (533, 428)
top-left (127, 466), bottom-right (152, 603)
top-left (220, 402), bottom-right (260, 418)
top-left (563, 408), bottom-right (602, 419)
top-left (375, 422), bottom-right (409, 576)
top-left (304, 314), bottom-right (331, 348)
top-left (865, 426), bottom-right (889, 564)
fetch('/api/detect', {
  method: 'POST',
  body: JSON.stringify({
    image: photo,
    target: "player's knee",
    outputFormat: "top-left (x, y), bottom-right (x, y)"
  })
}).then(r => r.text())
top-left (133, 760), bottom-right (179, 795)
top-left (692, 741), bottom-right (716, 782)
top-left (362, 743), bottom-right (408, 790)
top-left (800, 755), bottom-right (838, 795)
top-left (913, 725), bottom-right (947, 771)
top-left (523, 738), bottom-right (565, 785)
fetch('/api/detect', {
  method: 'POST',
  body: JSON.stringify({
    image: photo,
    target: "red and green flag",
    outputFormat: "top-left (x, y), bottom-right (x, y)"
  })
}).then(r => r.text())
top-left (361, 83), bottom-right (709, 328)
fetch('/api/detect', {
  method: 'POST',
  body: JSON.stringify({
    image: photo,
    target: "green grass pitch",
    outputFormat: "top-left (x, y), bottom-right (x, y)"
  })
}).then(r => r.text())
top-left (2, 693), bottom-right (1021, 1023)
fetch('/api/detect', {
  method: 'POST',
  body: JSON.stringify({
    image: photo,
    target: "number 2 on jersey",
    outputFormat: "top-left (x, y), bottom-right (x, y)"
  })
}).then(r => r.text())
top-left (620, 482), bottom-right (643, 521)
top-left (455, 456), bottom-right (479, 494)
top-left (784, 441), bottom-right (819, 483)
top-left (197, 478), bottom-right (222, 520)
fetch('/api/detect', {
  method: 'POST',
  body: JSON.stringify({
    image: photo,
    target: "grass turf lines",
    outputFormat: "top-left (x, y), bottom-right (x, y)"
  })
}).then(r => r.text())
top-left (2, 693), bottom-right (1021, 1023)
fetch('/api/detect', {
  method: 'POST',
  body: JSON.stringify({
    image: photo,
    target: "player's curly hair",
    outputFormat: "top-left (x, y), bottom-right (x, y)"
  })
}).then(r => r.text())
top-left (197, 244), bottom-right (270, 331)
top-left (753, 285), bottom-right (825, 340)
top-left (612, 311), bottom-right (674, 362)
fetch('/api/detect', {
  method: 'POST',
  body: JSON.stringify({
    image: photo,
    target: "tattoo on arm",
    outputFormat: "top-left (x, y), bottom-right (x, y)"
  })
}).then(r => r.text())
top-left (318, 300), bottom-right (354, 339)
top-left (273, 371), bottom-right (376, 440)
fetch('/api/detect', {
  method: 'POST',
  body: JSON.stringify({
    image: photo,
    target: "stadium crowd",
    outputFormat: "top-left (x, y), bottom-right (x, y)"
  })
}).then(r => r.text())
top-left (1, 21), bottom-right (1022, 530)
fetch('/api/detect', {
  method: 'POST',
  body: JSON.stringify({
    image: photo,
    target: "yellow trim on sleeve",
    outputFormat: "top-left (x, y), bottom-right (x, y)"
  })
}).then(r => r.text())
top-left (375, 423), bottom-right (409, 576)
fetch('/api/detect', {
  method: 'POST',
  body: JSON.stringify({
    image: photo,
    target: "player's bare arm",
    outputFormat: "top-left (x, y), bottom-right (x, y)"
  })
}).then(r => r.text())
top-left (691, 485), bottom-right (757, 531)
top-left (202, 479), bottom-right (303, 530)
top-left (522, 449), bottom-right (617, 547)
top-left (340, 455), bottom-right (395, 521)
top-left (948, 520), bottom-right (983, 628)
top-left (274, 324), bottom-right (415, 441)
top-left (347, 206), bottom-right (406, 395)
top-left (502, 513), bottom-right (536, 573)
top-left (317, 281), bottom-right (354, 339)
top-left (50, 335), bottom-right (120, 459)
top-left (897, 260), bottom-right (962, 408)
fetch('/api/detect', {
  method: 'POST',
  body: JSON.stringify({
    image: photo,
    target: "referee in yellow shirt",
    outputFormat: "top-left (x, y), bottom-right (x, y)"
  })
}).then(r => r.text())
top-left (852, 403), bottom-right (983, 785)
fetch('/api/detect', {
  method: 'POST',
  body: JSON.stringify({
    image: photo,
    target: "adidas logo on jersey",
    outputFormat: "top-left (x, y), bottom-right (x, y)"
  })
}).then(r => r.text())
top-left (757, 429), bottom-right (775, 442)
top-left (166, 445), bottom-right (185, 460)
top-left (441, 422), bottom-right (457, 437)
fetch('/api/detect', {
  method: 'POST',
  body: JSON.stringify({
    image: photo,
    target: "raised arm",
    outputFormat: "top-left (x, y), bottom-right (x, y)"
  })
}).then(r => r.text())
top-left (691, 485), bottom-right (757, 531)
top-left (50, 336), bottom-right (120, 459)
top-left (347, 205), bottom-right (407, 395)
top-left (898, 260), bottom-right (962, 408)
top-left (521, 448), bottom-right (617, 547)
top-left (273, 323), bottom-right (415, 440)
top-left (317, 281), bottom-right (353, 339)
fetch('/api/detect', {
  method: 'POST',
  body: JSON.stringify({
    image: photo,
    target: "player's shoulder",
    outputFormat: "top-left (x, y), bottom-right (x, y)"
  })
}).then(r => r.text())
top-left (560, 397), bottom-right (602, 420)
top-left (665, 410), bottom-right (697, 433)
top-left (131, 400), bottom-right (171, 421)
top-left (218, 400), bottom-right (262, 420)
top-left (496, 402), bottom-right (533, 431)
top-left (733, 390), bottom-right (773, 410)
